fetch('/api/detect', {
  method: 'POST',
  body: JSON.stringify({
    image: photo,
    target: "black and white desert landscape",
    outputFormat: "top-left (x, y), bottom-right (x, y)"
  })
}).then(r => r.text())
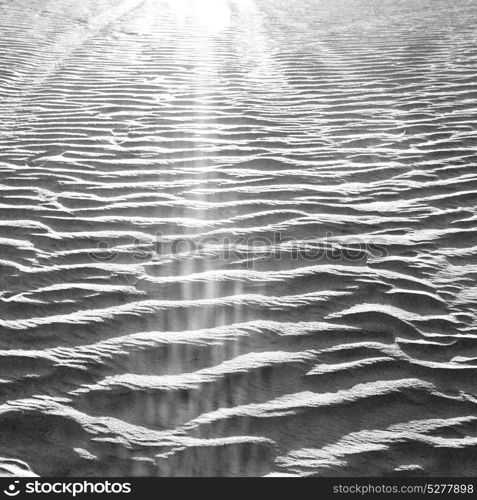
top-left (0, 0), bottom-right (476, 477)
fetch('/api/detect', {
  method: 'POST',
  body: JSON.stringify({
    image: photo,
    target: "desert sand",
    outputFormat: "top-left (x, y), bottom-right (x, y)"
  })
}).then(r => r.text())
top-left (0, 0), bottom-right (476, 476)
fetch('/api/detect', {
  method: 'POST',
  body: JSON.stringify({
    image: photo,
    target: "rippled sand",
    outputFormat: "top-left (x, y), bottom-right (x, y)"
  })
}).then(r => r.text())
top-left (1, 0), bottom-right (477, 477)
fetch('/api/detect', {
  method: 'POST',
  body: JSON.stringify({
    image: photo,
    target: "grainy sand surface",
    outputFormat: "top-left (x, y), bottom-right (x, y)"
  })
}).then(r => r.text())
top-left (0, 0), bottom-right (477, 477)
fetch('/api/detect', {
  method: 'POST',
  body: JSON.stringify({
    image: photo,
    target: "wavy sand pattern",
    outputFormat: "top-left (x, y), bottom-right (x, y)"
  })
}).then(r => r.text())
top-left (0, 0), bottom-right (477, 477)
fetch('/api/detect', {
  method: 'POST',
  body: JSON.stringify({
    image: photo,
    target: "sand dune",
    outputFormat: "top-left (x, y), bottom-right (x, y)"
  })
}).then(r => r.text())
top-left (0, 0), bottom-right (476, 476)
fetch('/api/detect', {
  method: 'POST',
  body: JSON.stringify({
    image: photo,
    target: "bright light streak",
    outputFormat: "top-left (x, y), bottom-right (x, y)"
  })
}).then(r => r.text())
top-left (195, 0), bottom-right (231, 34)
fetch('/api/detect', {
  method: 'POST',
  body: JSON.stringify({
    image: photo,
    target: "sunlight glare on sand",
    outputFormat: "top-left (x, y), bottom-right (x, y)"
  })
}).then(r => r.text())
top-left (170, 0), bottom-right (231, 35)
top-left (195, 0), bottom-right (231, 33)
